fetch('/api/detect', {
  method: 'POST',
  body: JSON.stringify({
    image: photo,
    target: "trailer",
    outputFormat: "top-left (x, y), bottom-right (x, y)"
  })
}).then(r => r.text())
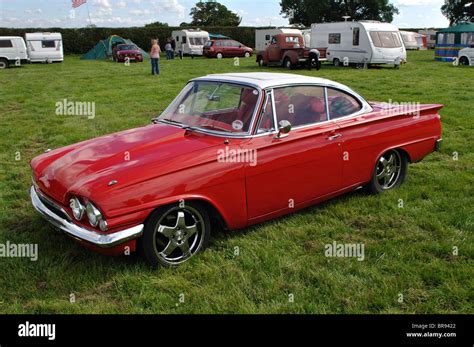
top-left (25, 32), bottom-right (63, 63)
top-left (311, 21), bottom-right (406, 67)
top-left (172, 29), bottom-right (210, 56)
top-left (255, 28), bottom-right (303, 51)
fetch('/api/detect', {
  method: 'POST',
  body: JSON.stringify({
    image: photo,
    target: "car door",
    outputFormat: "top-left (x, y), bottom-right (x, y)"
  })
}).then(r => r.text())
top-left (267, 37), bottom-right (282, 62)
top-left (243, 86), bottom-right (344, 221)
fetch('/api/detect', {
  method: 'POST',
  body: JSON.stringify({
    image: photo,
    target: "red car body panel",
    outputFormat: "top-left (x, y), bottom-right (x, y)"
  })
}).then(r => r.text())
top-left (30, 74), bottom-right (442, 256)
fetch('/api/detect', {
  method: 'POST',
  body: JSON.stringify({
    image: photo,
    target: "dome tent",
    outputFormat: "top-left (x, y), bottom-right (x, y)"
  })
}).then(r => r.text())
top-left (81, 35), bottom-right (149, 60)
top-left (435, 22), bottom-right (474, 62)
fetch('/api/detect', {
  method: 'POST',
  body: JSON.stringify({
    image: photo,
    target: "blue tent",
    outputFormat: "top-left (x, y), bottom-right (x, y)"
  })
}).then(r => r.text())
top-left (81, 35), bottom-right (149, 60)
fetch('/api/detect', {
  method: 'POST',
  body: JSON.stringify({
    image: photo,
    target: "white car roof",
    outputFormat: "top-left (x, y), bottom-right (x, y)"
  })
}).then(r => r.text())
top-left (192, 72), bottom-right (349, 90)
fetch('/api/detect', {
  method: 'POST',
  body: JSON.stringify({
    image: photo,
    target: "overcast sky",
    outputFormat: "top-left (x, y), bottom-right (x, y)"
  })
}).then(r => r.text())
top-left (0, 0), bottom-right (450, 28)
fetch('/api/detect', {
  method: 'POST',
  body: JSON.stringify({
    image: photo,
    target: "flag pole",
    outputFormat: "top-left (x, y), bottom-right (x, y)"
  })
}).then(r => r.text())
top-left (86, 1), bottom-right (93, 26)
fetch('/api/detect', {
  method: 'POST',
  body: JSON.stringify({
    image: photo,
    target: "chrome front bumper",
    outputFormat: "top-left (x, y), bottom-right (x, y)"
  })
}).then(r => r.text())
top-left (30, 186), bottom-right (144, 248)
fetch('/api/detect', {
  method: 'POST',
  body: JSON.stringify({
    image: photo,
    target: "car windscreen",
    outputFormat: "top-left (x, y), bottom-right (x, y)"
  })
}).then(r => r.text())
top-left (370, 31), bottom-right (402, 48)
top-left (158, 81), bottom-right (260, 134)
top-left (117, 45), bottom-right (138, 51)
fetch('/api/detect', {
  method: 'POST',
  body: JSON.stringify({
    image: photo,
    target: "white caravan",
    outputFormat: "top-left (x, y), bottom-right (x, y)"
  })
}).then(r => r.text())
top-left (255, 28), bottom-right (303, 51)
top-left (0, 36), bottom-right (29, 69)
top-left (172, 29), bottom-right (210, 56)
top-left (400, 31), bottom-right (424, 50)
top-left (25, 32), bottom-right (64, 63)
top-left (419, 29), bottom-right (437, 49)
top-left (311, 21), bottom-right (406, 66)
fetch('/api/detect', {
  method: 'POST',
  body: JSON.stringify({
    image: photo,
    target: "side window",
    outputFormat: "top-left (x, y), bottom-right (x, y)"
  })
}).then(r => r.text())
top-left (273, 86), bottom-right (327, 127)
top-left (257, 94), bottom-right (275, 134)
top-left (271, 37), bottom-right (277, 45)
top-left (329, 33), bottom-right (341, 44)
top-left (0, 40), bottom-right (13, 48)
top-left (265, 34), bottom-right (271, 40)
top-left (353, 28), bottom-right (360, 46)
top-left (327, 88), bottom-right (362, 119)
top-left (182, 36), bottom-right (186, 44)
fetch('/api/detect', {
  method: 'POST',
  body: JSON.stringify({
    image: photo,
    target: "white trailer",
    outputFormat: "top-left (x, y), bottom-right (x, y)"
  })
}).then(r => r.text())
top-left (255, 28), bottom-right (303, 51)
top-left (311, 21), bottom-right (406, 66)
top-left (25, 32), bottom-right (63, 63)
top-left (0, 36), bottom-right (29, 69)
top-left (419, 29), bottom-right (437, 49)
top-left (172, 29), bottom-right (210, 56)
top-left (400, 31), bottom-right (422, 50)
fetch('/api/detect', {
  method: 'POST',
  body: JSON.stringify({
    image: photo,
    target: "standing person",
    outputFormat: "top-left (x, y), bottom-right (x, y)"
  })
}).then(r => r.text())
top-left (171, 38), bottom-right (176, 59)
top-left (150, 39), bottom-right (161, 76)
top-left (165, 40), bottom-right (172, 60)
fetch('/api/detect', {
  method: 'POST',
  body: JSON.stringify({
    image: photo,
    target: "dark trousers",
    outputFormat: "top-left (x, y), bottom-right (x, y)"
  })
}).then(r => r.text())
top-left (151, 58), bottom-right (160, 75)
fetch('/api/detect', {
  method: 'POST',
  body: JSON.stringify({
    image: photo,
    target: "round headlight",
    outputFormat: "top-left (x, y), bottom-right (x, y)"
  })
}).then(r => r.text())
top-left (69, 197), bottom-right (85, 220)
top-left (86, 202), bottom-right (102, 227)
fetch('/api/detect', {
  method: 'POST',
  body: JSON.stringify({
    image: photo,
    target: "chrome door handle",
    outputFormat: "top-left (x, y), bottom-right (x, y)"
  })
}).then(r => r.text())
top-left (327, 133), bottom-right (342, 141)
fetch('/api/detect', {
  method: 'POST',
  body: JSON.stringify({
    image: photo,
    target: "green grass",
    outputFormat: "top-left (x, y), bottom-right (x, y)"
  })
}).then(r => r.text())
top-left (0, 51), bottom-right (472, 314)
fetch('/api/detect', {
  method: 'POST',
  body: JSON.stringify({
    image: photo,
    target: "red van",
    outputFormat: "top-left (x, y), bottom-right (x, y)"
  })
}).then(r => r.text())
top-left (203, 39), bottom-right (253, 59)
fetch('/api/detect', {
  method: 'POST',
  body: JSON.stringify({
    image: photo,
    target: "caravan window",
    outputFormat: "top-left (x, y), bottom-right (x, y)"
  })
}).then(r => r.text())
top-left (182, 36), bottom-right (186, 44)
top-left (42, 40), bottom-right (56, 48)
top-left (353, 28), bottom-right (360, 46)
top-left (0, 40), bottom-right (13, 48)
top-left (328, 33), bottom-right (341, 44)
top-left (369, 32), bottom-right (402, 48)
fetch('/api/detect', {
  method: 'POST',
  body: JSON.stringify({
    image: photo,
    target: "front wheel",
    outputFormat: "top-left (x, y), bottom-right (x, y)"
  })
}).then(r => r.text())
top-left (367, 149), bottom-right (407, 194)
top-left (140, 202), bottom-right (211, 267)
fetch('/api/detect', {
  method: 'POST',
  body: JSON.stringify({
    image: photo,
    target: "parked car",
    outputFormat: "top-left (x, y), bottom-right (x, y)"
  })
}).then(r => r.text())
top-left (112, 44), bottom-right (143, 63)
top-left (256, 33), bottom-right (326, 70)
top-left (0, 36), bottom-right (29, 69)
top-left (458, 45), bottom-right (474, 66)
top-left (30, 72), bottom-right (443, 267)
top-left (203, 39), bottom-right (253, 59)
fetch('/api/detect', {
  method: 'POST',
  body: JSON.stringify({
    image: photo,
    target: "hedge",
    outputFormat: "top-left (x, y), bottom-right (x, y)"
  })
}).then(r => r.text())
top-left (0, 26), bottom-right (261, 55)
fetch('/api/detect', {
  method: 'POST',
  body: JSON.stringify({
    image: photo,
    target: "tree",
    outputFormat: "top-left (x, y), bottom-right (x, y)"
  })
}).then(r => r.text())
top-left (280, 0), bottom-right (399, 26)
top-left (441, 0), bottom-right (474, 25)
top-left (145, 21), bottom-right (169, 28)
top-left (190, 1), bottom-right (242, 26)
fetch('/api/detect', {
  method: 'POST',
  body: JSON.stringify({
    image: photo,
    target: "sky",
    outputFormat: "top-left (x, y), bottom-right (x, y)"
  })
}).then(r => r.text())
top-left (0, 0), bottom-right (450, 29)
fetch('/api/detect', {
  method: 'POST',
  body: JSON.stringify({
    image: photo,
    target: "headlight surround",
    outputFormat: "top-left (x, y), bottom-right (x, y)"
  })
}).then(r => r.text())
top-left (69, 197), bottom-right (85, 221)
top-left (86, 202), bottom-right (102, 227)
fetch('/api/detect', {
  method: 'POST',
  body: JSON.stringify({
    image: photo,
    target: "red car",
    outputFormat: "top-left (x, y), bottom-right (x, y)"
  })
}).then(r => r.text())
top-left (203, 39), bottom-right (253, 59)
top-left (112, 44), bottom-right (143, 63)
top-left (30, 73), bottom-right (442, 267)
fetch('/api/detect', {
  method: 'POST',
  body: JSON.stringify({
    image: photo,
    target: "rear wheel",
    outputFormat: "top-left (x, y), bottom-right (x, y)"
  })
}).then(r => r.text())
top-left (459, 56), bottom-right (469, 66)
top-left (244, 52), bottom-right (251, 58)
top-left (283, 57), bottom-right (293, 69)
top-left (216, 52), bottom-right (223, 59)
top-left (367, 149), bottom-right (407, 194)
top-left (0, 58), bottom-right (9, 69)
top-left (140, 202), bottom-right (211, 268)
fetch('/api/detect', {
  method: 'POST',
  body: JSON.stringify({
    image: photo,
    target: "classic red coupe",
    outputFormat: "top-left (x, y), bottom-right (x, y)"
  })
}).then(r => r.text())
top-left (112, 44), bottom-right (143, 63)
top-left (30, 73), bottom-right (442, 267)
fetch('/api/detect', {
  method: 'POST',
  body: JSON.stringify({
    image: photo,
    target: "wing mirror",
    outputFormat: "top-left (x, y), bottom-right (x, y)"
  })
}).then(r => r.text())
top-left (275, 120), bottom-right (291, 139)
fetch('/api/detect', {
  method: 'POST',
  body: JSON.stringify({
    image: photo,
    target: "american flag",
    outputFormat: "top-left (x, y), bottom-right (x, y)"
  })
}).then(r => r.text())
top-left (72, 0), bottom-right (86, 8)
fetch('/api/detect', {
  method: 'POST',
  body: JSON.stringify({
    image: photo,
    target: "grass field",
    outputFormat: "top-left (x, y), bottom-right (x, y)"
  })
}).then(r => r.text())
top-left (0, 51), bottom-right (472, 314)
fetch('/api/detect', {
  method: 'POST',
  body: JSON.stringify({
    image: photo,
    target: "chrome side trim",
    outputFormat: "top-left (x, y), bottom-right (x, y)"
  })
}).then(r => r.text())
top-left (30, 186), bottom-right (144, 248)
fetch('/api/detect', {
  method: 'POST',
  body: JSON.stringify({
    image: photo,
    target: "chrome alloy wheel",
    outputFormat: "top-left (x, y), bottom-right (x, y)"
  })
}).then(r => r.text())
top-left (153, 206), bottom-right (205, 265)
top-left (375, 150), bottom-right (402, 190)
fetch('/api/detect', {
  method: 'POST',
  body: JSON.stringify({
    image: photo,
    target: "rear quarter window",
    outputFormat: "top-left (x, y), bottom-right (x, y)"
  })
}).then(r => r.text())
top-left (327, 88), bottom-right (363, 119)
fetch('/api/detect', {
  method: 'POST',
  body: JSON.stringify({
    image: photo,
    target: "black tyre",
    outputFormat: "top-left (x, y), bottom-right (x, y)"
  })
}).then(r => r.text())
top-left (0, 58), bottom-right (9, 69)
top-left (333, 58), bottom-right (341, 67)
top-left (283, 57), bottom-right (292, 69)
top-left (367, 149), bottom-right (408, 194)
top-left (140, 202), bottom-right (211, 268)
top-left (459, 56), bottom-right (469, 66)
